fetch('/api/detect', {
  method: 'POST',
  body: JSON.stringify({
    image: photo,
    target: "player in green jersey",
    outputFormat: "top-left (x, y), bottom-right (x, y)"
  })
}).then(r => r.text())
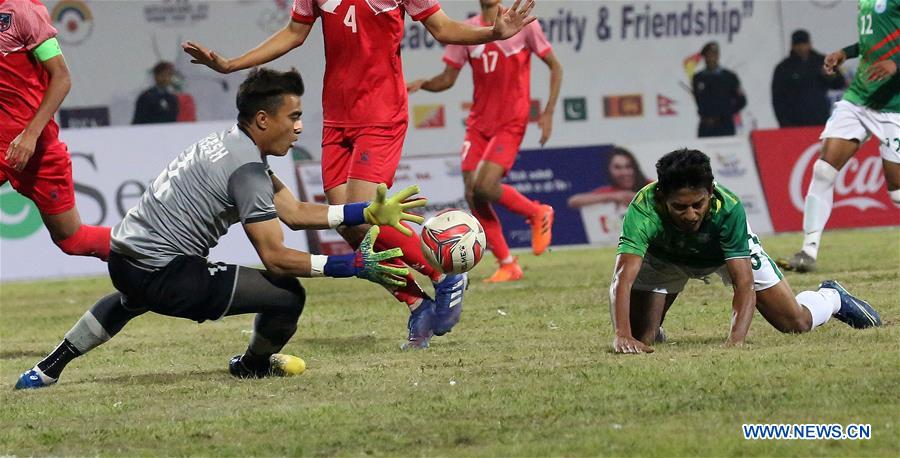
top-left (784, 0), bottom-right (900, 272)
top-left (610, 149), bottom-right (881, 354)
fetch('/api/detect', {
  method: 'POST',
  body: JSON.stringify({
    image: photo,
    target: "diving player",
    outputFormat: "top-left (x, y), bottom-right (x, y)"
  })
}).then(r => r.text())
top-left (610, 149), bottom-right (881, 354)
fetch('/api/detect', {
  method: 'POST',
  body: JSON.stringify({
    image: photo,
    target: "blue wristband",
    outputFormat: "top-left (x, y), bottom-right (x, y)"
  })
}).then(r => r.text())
top-left (323, 253), bottom-right (360, 278)
top-left (342, 202), bottom-right (368, 226)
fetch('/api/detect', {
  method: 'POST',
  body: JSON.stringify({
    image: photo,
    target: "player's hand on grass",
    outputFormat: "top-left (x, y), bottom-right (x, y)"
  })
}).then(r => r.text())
top-left (354, 226), bottom-right (409, 287)
top-left (182, 41), bottom-right (232, 74)
top-left (364, 184), bottom-right (426, 236)
top-left (823, 50), bottom-right (846, 75)
top-left (492, 0), bottom-right (536, 40)
top-left (5, 130), bottom-right (38, 172)
top-left (613, 335), bottom-right (654, 354)
top-left (866, 60), bottom-right (897, 82)
top-left (538, 110), bottom-right (553, 146)
top-left (407, 79), bottom-right (426, 93)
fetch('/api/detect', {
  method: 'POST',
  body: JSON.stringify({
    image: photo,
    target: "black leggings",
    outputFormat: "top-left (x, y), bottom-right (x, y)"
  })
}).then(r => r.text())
top-left (91, 255), bottom-right (306, 356)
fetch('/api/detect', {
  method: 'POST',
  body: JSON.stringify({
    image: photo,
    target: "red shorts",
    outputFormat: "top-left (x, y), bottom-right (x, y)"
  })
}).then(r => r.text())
top-left (0, 127), bottom-right (75, 215)
top-left (320, 122), bottom-right (407, 191)
top-left (460, 124), bottom-right (526, 173)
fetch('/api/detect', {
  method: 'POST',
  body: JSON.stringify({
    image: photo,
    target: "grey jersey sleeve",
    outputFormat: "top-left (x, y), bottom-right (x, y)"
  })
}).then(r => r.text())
top-left (227, 163), bottom-right (277, 224)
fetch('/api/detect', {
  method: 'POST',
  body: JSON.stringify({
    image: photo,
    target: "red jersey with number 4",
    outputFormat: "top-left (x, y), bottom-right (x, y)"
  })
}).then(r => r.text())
top-left (443, 16), bottom-right (551, 136)
top-left (0, 0), bottom-right (58, 142)
top-left (292, 0), bottom-right (440, 127)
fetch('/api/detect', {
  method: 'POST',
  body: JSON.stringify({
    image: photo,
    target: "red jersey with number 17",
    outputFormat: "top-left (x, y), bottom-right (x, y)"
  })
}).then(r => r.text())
top-left (292, 0), bottom-right (440, 128)
top-left (0, 0), bottom-right (58, 142)
top-left (443, 16), bottom-right (551, 137)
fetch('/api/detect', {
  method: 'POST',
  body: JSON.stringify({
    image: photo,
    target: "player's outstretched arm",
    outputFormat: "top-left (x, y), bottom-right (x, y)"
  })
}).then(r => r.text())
top-left (611, 254), bottom-right (654, 354)
top-left (724, 258), bottom-right (756, 347)
top-left (538, 51), bottom-right (563, 146)
top-left (183, 21), bottom-right (312, 74)
top-left (5, 48), bottom-right (70, 172)
top-left (272, 176), bottom-right (425, 234)
top-left (408, 64), bottom-right (461, 93)
top-left (243, 219), bottom-right (407, 286)
top-left (422, 0), bottom-right (536, 45)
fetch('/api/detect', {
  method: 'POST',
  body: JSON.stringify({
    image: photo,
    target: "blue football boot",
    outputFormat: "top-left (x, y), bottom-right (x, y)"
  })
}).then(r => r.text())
top-left (15, 368), bottom-right (56, 390)
top-left (432, 273), bottom-right (467, 336)
top-left (820, 280), bottom-right (882, 329)
top-left (402, 299), bottom-right (436, 350)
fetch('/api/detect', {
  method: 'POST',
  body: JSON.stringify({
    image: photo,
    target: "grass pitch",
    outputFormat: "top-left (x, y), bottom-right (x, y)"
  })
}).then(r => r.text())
top-left (1, 228), bottom-right (898, 456)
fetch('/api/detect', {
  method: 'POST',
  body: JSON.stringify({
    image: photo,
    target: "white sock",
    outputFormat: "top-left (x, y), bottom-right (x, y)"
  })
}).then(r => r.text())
top-left (889, 188), bottom-right (900, 207)
top-left (801, 160), bottom-right (839, 259)
top-left (796, 288), bottom-right (841, 329)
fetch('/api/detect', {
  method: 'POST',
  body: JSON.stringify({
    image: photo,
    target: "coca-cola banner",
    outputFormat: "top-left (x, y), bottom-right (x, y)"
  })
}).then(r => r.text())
top-left (751, 127), bottom-right (900, 232)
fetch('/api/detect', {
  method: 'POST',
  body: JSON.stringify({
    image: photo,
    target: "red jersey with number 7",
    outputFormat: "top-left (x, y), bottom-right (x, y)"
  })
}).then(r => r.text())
top-left (443, 15), bottom-right (551, 136)
top-left (292, 0), bottom-right (440, 128)
top-left (0, 0), bottom-right (58, 142)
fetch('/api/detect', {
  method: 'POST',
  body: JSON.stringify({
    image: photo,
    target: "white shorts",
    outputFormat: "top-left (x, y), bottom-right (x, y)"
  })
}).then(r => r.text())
top-left (820, 100), bottom-right (900, 163)
top-left (631, 234), bottom-right (783, 295)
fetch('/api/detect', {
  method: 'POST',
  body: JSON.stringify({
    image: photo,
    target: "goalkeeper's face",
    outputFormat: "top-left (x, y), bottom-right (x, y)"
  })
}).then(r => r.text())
top-left (263, 94), bottom-right (303, 156)
top-left (663, 187), bottom-right (711, 232)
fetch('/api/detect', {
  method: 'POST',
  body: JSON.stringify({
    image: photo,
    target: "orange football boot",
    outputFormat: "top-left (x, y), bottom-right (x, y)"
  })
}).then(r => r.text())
top-left (483, 257), bottom-right (524, 283)
top-left (528, 204), bottom-right (554, 255)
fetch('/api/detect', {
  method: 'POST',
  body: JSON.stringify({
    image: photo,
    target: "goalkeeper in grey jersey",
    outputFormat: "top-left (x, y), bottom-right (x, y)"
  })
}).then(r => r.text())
top-left (16, 68), bottom-right (427, 389)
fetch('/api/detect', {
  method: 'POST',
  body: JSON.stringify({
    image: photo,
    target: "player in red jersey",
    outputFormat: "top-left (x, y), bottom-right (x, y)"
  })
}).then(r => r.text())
top-left (0, 0), bottom-right (110, 261)
top-left (407, 0), bottom-right (562, 283)
top-left (183, 0), bottom-right (537, 348)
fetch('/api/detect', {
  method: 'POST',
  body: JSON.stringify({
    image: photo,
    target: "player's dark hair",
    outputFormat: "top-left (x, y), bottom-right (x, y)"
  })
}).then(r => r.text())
top-left (608, 146), bottom-right (648, 192)
top-left (700, 41), bottom-right (718, 56)
top-left (236, 68), bottom-right (305, 126)
top-left (655, 148), bottom-right (714, 198)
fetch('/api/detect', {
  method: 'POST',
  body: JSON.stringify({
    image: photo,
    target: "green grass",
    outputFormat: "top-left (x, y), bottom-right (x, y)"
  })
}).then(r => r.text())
top-left (1, 228), bottom-right (898, 457)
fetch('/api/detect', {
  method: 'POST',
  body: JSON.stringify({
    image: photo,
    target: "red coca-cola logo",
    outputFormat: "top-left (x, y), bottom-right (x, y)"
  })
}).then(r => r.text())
top-left (751, 127), bottom-right (898, 232)
top-left (789, 141), bottom-right (886, 212)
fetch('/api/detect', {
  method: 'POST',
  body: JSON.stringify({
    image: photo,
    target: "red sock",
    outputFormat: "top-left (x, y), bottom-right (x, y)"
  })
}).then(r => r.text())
top-left (374, 223), bottom-right (442, 282)
top-left (389, 270), bottom-right (427, 309)
top-left (56, 225), bottom-right (111, 261)
top-left (471, 201), bottom-right (510, 262)
top-left (498, 184), bottom-right (539, 218)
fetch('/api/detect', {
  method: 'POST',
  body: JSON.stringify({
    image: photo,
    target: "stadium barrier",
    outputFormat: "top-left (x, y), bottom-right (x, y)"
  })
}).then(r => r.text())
top-left (0, 122), bottom-right (307, 282)
top-left (750, 127), bottom-right (900, 232)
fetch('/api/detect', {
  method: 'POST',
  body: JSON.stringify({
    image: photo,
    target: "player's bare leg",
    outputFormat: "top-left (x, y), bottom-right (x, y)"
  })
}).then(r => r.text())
top-left (782, 137), bottom-right (859, 272)
top-left (882, 159), bottom-right (900, 206)
top-left (41, 207), bottom-right (111, 261)
top-left (468, 163), bottom-right (522, 282)
top-left (626, 290), bottom-right (676, 346)
top-left (754, 280), bottom-right (814, 333)
top-left (475, 159), bottom-right (554, 256)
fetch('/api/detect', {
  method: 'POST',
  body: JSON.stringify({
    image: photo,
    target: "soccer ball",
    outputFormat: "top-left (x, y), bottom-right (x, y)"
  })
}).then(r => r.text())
top-left (420, 210), bottom-right (486, 274)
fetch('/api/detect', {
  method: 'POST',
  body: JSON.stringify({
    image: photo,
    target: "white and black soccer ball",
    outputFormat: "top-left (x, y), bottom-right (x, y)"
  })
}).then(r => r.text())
top-left (420, 209), bottom-right (486, 274)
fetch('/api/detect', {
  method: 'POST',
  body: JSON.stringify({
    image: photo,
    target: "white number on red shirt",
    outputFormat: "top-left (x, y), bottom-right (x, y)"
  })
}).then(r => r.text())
top-left (344, 5), bottom-right (357, 33)
top-left (481, 51), bottom-right (499, 73)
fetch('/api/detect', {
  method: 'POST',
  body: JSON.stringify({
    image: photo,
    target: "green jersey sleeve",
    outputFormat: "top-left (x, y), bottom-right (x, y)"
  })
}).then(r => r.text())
top-left (617, 190), bottom-right (662, 258)
top-left (717, 197), bottom-right (751, 260)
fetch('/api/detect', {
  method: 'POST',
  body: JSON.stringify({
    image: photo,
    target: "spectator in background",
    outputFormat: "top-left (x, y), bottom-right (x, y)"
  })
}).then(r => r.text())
top-left (568, 147), bottom-right (649, 208)
top-left (771, 30), bottom-right (846, 127)
top-left (132, 61), bottom-right (179, 124)
top-left (692, 42), bottom-right (746, 137)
